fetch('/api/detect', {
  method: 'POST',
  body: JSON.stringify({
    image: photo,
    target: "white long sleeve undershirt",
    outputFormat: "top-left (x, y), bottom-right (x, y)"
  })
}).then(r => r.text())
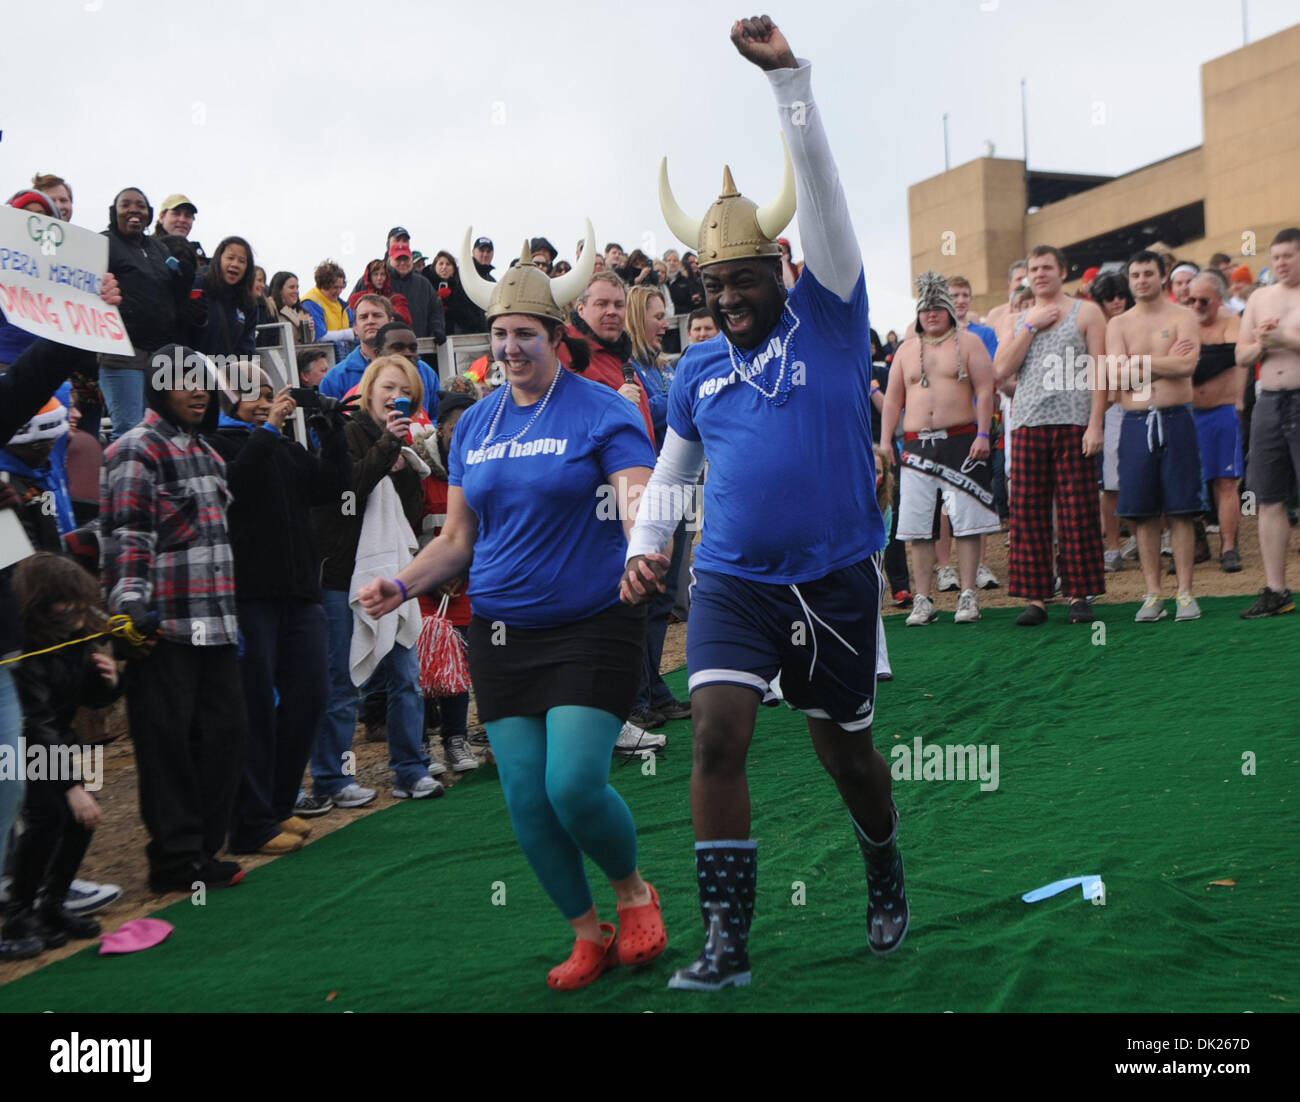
top-left (766, 60), bottom-right (863, 303)
top-left (626, 429), bottom-right (705, 561)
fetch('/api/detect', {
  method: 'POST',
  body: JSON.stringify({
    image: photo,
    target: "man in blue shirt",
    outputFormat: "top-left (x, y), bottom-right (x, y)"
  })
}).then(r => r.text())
top-left (318, 296), bottom-right (439, 419)
top-left (624, 16), bottom-right (907, 991)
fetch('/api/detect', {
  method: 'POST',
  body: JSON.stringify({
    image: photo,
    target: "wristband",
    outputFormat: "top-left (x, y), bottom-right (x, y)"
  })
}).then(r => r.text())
top-left (977, 431), bottom-right (989, 439)
top-left (1021, 321), bottom-right (1037, 334)
top-left (392, 577), bottom-right (408, 601)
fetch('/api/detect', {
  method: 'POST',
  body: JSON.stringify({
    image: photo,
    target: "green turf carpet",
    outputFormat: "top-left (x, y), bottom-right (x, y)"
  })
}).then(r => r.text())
top-left (1, 597), bottom-right (1296, 1013)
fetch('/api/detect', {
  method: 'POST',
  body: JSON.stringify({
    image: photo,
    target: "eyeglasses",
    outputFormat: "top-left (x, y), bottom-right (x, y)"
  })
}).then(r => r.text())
top-left (1189, 296), bottom-right (1214, 307)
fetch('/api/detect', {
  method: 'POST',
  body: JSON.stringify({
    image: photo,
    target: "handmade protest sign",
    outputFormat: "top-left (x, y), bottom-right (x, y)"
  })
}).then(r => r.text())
top-left (0, 205), bottom-right (133, 356)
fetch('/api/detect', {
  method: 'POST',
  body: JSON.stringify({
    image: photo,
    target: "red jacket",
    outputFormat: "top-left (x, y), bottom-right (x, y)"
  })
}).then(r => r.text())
top-left (417, 473), bottom-right (471, 627)
top-left (560, 322), bottom-right (656, 446)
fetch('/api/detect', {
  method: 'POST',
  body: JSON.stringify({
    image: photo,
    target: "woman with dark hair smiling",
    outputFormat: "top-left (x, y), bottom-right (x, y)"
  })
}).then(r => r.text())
top-left (198, 236), bottom-right (258, 357)
top-left (269, 271), bottom-right (316, 345)
top-left (358, 224), bottom-right (669, 991)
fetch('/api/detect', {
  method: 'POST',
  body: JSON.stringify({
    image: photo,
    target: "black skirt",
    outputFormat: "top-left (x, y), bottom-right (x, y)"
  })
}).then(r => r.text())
top-left (467, 602), bottom-right (647, 722)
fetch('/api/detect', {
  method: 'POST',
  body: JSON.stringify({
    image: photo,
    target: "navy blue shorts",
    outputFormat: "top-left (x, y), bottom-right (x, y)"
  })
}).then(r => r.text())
top-left (686, 556), bottom-right (882, 731)
top-left (1194, 404), bottom-right (1243, 481)
top-left (1117, 404), bottom-right (1207, 518)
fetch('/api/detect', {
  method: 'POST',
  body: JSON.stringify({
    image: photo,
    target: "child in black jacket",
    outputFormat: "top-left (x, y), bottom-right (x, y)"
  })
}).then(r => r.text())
top-left (3, 553), bottom-right (122, 950)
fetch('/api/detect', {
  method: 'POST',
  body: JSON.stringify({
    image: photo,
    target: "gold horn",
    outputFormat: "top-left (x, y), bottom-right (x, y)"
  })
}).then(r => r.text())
top-left (658, 157), bottom-right (703, 251)
top-left (754, 134), bottom-right (796, 242)
top-left (459, 226), bottom-right (495, 311)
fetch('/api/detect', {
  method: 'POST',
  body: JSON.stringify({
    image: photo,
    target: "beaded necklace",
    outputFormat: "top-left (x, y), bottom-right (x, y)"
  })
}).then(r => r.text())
top-left (726, 300), bottom-right (802, 406)
top-left (917, 327), bottom-right (964, 388)
top-left (479, 363), bottom-right (562, 447)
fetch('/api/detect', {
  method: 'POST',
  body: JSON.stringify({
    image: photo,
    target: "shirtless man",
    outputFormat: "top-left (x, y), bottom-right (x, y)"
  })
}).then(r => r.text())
top-left (985, 259), bottom-right (1028, 332)
top-left (881, 272), bottom-right (996, 625)
top-left (1236, 227), bottom-right (1300, 617)
top-left (1105, 250), bottom-right (1201, 622)
top-left (921, 275), bottom-right (1000, 593)
top-left (1189, 270), bottom-right (1244, 572)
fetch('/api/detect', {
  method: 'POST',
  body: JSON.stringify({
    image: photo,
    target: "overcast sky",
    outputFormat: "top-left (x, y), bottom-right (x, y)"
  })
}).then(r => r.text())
top-left (4, 0), bottom-right (1296, 332)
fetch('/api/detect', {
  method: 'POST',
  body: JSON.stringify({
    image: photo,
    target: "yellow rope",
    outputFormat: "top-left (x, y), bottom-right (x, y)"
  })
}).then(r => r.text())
top-left (0, 614), bottom-right (152, 667)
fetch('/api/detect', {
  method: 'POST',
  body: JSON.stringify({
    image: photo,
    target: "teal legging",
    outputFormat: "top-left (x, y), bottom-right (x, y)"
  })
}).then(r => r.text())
top-left (487, 706), bottom-right (638, 919)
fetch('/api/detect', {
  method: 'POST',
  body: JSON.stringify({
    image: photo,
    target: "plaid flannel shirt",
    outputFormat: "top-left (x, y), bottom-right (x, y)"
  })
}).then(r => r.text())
top-left (100, 409), bottom-right (239, 646)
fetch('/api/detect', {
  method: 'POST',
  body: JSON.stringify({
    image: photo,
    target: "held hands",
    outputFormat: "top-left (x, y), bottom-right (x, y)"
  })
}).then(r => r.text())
top-left (730, 14), bottom-right (797, 70)
top-left (1258, 318), bottom-right (1282, 350)
top-left (357, 577), bottom-right (405, 619)
top-left (66, 786), bottom-right (102, 830)
top-left (620, 553), bottom-right (671, 605)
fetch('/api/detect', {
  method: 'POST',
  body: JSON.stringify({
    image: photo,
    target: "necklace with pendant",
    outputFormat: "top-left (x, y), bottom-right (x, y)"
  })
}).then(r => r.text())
top-left (480, 364), bottom-right (562, 447)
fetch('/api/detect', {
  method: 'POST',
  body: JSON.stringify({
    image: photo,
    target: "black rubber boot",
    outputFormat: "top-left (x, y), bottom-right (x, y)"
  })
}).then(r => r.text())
top-left (854, 803), bottom-right (909, 955)
top-left (667, 842), bottom-right (756, 991)
top-left (3, 905), bottom-right (69, 951)
top-left (38, 899), bottom-right (102, 940)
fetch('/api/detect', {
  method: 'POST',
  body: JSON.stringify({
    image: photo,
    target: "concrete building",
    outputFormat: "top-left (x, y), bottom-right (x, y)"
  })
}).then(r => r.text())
top-left (908, 21), bottom-right (1300, 318)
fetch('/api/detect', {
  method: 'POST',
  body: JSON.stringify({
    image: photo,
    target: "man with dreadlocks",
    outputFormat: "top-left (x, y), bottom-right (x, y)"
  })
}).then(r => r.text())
top-left (622, 14), bottom-right (905, 991)
top-left (881, 273), bottom-right (997, 626)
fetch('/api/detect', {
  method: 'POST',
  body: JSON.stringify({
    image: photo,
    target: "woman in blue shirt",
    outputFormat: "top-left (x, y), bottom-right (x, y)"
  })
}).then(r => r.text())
top-left (359, 226), bottom-right (668, 991)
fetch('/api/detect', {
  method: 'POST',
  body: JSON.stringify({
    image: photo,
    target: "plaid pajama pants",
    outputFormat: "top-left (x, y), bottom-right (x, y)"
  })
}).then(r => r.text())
top-left (1008, 424), bottom-right (1105, 601)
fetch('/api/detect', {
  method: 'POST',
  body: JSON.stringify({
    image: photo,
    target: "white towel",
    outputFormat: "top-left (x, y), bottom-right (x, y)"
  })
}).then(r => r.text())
top-left (349, 474), bottom-right (421, 686)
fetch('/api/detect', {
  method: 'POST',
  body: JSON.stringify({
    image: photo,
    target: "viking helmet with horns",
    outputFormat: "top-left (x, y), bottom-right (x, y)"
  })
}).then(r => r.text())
top-left (658, 136), bottom-right (796, 267)
top-left (460, 219), bottom-right (596, 323)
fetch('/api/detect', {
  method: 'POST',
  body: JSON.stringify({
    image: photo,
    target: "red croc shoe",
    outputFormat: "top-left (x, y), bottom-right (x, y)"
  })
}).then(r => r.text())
top-left (616, 882), bottom-right (667, 966)
top-left (546, 922), bottom-right (618, 991)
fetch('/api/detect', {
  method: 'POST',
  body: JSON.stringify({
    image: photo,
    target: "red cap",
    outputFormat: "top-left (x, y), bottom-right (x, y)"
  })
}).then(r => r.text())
top-left (388, 240), bottom-right (412, 260)
top-left (7, 189), bottom-right (56, 216)
top-left (1230, 264), bottom-right (1252, 283)
top-left (1081, 266), bottom-right (1099, 284)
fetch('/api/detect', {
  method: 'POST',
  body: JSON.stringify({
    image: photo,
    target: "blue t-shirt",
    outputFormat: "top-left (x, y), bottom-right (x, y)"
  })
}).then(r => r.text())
top-left (667, 267), bottom-right (885, 584)
top-left (448, 368), bottom-right (656, 628)
top-left (967, 321), bottom-right (998, 359)
top-left (631, 359), bottom-right (675, 455)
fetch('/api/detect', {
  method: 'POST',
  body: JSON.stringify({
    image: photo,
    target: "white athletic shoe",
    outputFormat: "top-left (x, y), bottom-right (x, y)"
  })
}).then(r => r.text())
top-left (954, 589), bottom-right (981, 623)
top-left (614, 722), bottom-right (666, 757)
top-left (935, 565), bottom-right (959, 592)
top-left (1175, 592), bottom-right (1202, 621)
top-left (906, 594), bottom-right (938, 626)
top-left (394, 775), bottom-right (444, 799)
top-left (332, 783), bottom-right (377, 808)
top-left (975, 563), bottom-right (999, 589)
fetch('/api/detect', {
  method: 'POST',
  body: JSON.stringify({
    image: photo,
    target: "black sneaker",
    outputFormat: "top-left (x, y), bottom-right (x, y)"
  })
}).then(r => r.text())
top-left (656, 698), bottom-right (692, 721)
top-left (0, 934), bottom-right (43, 961)
top-left (1220, 548), bottom-right (1242, 573)
top-left (293, 791), bottom-right (334, 818)
top-left (628, 708), bottom-right (666, 730)
top-left (38, 903), bottom-right (101, 940)
top-left (1240, 588), bottom-right (1295, 619)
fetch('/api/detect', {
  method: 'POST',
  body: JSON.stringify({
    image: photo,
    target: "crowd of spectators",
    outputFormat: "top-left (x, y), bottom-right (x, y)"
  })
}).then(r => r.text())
top-left (1, 168), bottom-right (1295, 964)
